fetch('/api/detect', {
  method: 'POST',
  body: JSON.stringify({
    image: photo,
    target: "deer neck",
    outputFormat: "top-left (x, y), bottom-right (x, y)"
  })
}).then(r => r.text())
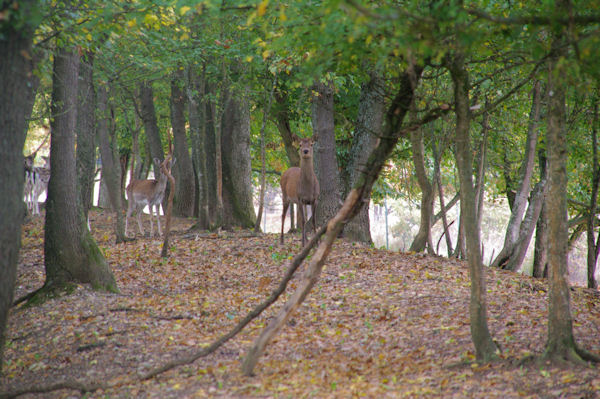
top-left (300, 157), bottom-right (316, 182)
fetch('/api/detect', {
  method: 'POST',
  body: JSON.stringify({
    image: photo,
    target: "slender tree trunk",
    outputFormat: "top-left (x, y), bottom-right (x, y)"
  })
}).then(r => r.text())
top-left (492, 81), bottom-right (542, 268)
top-left (76, 51), bottom-right (96, 221)
top-left (221, 92), bottom-right (256, 228)
top-left (448, 51), bottom-right (498, 363)
top-left (205, 82), bottom-right (219, 226)
top-left (97, 85), bottom-right (127, 242)
top-left (533, 141), bottom-right (549, 278)
top-left (313, 80), bottom-right (341, 228)
top-left (0, 3), bottom-right (39, 371)
top-left (344, 73), bottom-right (386, 244)
top-left (255, 75), bottom-right (277, 232)
top-left (474, 111), bottom-right (489, 232)
top-left (587, 98), bottom-right (599, 289)
top-left (274, 86), bottom-right (300, 168)
top-left (170, 69), bottom-right (195, 217)
top-left (432, 138), bottom-right (454, 256)
top-left (409, 120), bottom-right (434, 253)
top-left (44, 47), bottom-right (116, 292)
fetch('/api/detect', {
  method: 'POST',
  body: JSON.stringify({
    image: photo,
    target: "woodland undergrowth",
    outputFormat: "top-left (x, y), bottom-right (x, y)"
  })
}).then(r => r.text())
top-left (2, 209), bottom-right (600, 398)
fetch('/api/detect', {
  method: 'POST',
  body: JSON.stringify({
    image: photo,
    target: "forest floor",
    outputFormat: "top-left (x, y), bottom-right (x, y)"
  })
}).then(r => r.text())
top-left (2, 209), bottom-right (600, 398)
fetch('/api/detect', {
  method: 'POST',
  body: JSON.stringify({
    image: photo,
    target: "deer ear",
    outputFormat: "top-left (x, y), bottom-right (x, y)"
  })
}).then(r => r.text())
top-left (291, 134), bottom-right (300, 144)
top-left (312, 134), bottom-right (318, 143)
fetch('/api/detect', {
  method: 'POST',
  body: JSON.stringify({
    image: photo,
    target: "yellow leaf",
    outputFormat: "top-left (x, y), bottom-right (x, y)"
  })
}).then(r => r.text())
top-left (180, 33), bottom-right (189, 41)
top-left (179, 6), bottom-right (191, 16)
top-left (127, 19), bottom-right (137, 28)
top-left (257, 0), bottom-right (268, 16)
top-left (262, 49), bottom-right (271, 59)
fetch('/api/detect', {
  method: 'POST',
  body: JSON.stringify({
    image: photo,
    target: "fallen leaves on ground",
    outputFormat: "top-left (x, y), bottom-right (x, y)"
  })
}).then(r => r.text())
top-left (2, 209), bottom-right (600, 398)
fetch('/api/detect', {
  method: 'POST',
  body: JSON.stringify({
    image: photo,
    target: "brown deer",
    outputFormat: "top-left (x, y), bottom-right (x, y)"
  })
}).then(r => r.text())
top-left (125, 156), bottom-right (175, 238)
top-left (280, 135), bottom-right (319, 246)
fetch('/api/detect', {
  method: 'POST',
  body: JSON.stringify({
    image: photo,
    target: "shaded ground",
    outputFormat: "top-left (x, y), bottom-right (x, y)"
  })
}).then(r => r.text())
top-left (2, 209), bottom-right (600, 398)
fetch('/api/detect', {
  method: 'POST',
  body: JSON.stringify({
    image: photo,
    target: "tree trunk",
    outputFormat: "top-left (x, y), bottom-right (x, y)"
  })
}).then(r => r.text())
top-left (313, 80), bottom-right (341, 228)
top-left (344, 74), bottom-right (386, 244)
top-left (587, 98), bottom-right (599, 289)
top-left (76, 51), bottom-right (96, 221)
top-left (448, 51), bottom-right (498, 363)
top-left (242, 64), bottom-right (423, 376)
top-left (140, 82), bottom-right (164, 163)
top-left (97, 85), bottom-right (127, 242)
top-left (170, 70), bottom-right (195, 217)
top-left (409, 121), bottom-right (434, 253)
top-left (542, 21), bottom-right (596, 363)
top-left (533, 141), bottom-right (549, 278)
top-left (187, 66), bottom-right (210, 229)
top-left (492, 81), bottom-right (542, 268)
top-left (204, 83), bottom-right (219, 227)
top-left (274, 86), bottom-right (300, 168)
top-left (0, 3), bottom-right (39, 372)
top-left (221, 93), bottom-right (256, 228)
top-left (44, 47), bottom-right (117, 292)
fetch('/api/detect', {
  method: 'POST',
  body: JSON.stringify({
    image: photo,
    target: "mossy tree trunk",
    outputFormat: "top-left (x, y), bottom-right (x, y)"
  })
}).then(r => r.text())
top-left (44, 46), bottom-right (117, 293)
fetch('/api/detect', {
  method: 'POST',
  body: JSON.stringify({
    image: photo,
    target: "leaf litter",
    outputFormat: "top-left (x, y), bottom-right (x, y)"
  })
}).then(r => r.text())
top-left (2, 209), bottom-right (600, 398)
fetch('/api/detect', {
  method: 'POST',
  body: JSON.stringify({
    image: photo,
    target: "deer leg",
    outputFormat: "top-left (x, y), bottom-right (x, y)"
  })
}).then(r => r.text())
top-left (299, 203), bottom-right (306, 247)
top-left (136, 207), bottom-right (145, 236)
top-left (155, 204), bottom-right (162, 236)
top-left (281, 200), bottom-right (289, 244)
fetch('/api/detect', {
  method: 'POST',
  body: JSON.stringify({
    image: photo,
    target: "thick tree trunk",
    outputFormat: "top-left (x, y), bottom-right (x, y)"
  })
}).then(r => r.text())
top-left (97, 85), bottom-right (127, 242)
top-left (344, 74), bottom-right (386, 244)
top-left (44, 47), bottom-right (116, 292)
top-left (313, 80), bottom-right (342, 228)
top-left (221, 93), bottom-right (256, 228)
top-left (140, 82), bottom-right (164, 163)
top-left (187, 66), bottom-right (210, 228)
top-left (170, 70), bottom-right (195, 217)
top-left (242, 65), bottom-right (423, 376)
top-left (492, 81), bottom-right (542, 268)
top-left (0, 3), bottom-right (39, 372)
top-left (449, 51), bottom-right (498, 363)
top-left (76, 51), bottom-right (96, 221)
top-left (542, 22), bottom-right (598, 363)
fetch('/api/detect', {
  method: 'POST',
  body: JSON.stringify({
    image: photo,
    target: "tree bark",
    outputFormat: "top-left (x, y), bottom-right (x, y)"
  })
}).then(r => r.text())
top-left (221, 92), bottom-right (256, 228)
top-left (44, 47), bottom-right (117, 292)
top-left (140, 82), bottom-right (164, 163)
top-left (542, 18), bottom-right (598, 363)
top-left (97, 85), bottom-right (127, 242)
top-left (492, 81), bottom-right (542, 268)
top-left (448, 51), bottom-right (498, 363)
top-left (409, 120), bottom-right (434, 253)
top-left (343, 73), bottom-right (386, 244)
top-left (533, 141), bottom-right (549, 278)
top-left (587, 98), bottom-right (599, 289)
top-left (187, 66), bottom-right (210, 228)
top-left (313, 80), bottom-right (341, 228)
top-left (0, 2), bottom-right (39, 372)
top-left (170, 69), bottom-right (195, 217)
top-left (76, 51), bottom-right (96, 221)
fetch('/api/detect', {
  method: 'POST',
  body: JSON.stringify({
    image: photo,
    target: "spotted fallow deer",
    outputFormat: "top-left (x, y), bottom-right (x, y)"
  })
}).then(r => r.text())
top-left (125, 156), bottom-right (175, 237)
top-left (280, 135), bottom-right (320, 246)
